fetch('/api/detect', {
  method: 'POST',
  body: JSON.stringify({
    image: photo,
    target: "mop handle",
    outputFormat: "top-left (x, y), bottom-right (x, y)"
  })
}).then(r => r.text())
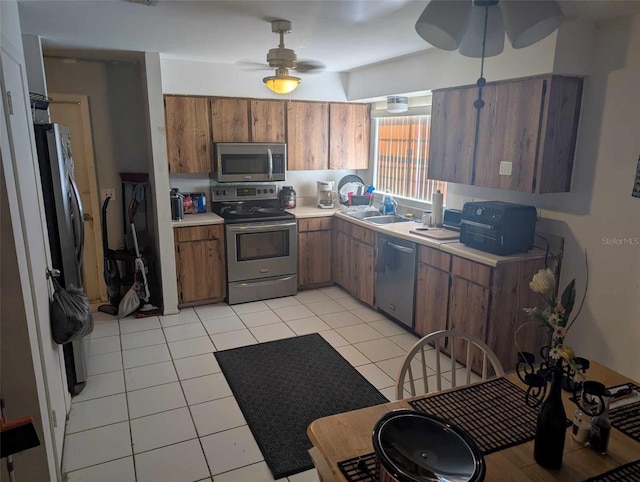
top-left (131, 223), bottom-right (141, 258)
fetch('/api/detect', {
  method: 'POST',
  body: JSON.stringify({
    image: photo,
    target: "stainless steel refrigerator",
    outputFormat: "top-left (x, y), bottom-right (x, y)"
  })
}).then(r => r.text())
top-left (34, 123), bottom-right (89, 395)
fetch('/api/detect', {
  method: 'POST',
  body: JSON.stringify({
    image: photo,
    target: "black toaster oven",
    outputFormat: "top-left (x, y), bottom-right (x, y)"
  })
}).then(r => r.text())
top-left (460, 201), bottom-right (537, 255)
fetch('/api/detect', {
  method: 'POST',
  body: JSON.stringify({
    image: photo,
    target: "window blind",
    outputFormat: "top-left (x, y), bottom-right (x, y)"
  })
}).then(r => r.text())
top-left (374, 115), bottom-right (446, 202)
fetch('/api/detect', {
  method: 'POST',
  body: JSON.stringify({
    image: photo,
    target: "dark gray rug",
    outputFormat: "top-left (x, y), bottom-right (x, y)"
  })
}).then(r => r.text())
top-left (214, 333), bottom-right (389, 479)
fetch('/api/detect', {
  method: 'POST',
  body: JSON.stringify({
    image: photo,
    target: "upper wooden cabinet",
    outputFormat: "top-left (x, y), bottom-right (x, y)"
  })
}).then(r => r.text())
top-left (287, 101), bottom-right (329, 171)
top-left (210, 97), bottom-right (285, 143)
top-left (211, 97), bottom-right (250, 142)
top-left (165, 96), bottom-right (212, 174)
top-left (329, 103), bottom-right (370, 170)
top-left (428, 75), bottom-right (583, 193)
top-left (250, 99), bottom-right (285, 142)
top-left (428, 87), bottom-right (477, 185)
top-left (165, 96), bottom-right (371, 172)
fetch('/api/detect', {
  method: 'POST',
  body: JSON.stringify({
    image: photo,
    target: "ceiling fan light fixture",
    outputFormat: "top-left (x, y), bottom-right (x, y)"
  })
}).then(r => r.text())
top-left (415, 0), bottom-right (472, 51)
top-left (500, 0), bottom-right (564, 49)
top-left (263, 68), bottom-right (301, 95)
top-left (458, 2), bottom-right (505, 58)
top-left (387, 96), bottom-right (409, 113)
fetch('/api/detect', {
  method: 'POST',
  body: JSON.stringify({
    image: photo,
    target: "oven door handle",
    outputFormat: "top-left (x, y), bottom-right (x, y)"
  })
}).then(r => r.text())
top-left (267, 148), bottom-right (273, 181)
top-left (227, 221), bottom-right (297, 232)
top-left (236, 275), bottom-right (297, 288)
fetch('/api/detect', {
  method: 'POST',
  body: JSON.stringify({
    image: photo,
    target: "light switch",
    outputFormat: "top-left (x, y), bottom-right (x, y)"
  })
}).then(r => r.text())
top-left (499, 161), bottom-right (512, 176)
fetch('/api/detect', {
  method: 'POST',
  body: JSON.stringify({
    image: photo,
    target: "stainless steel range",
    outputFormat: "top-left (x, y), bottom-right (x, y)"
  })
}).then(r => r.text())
top-left (211, 183), bottom-right (297, 305)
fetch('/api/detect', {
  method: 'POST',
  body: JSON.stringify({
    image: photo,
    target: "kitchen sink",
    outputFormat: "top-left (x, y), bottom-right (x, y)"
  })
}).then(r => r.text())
top-left (362, 215), bottom-right (412, 225)
top-left (344, 209), bottom-right (381, 220)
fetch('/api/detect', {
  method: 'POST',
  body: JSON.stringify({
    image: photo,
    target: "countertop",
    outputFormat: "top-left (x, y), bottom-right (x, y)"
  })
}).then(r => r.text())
top-left (171, 212), bottom-right (224, 227)
top-left (286, 205), bottom-right (340, 218)
top-left (170, 208), bottom-right (545, 267)
top-left (333, 212), bottom-right (545, 267)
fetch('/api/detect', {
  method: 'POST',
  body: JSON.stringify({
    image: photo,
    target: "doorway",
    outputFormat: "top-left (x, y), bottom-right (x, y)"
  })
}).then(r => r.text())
top-left (49, 93), bottom-right (107, 307)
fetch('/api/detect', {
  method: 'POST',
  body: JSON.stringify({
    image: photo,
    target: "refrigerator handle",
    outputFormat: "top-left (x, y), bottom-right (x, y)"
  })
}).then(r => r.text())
top-left (69, 173), bottom-right (85, 279)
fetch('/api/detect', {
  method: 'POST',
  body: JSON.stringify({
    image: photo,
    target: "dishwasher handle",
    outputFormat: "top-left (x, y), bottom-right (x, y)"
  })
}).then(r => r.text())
top-left (386, 242), bottom-right (414, 254)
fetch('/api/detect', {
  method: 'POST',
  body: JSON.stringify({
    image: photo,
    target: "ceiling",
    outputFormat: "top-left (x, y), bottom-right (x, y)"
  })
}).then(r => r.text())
top-left (17, 0), bottom-right (640, 72)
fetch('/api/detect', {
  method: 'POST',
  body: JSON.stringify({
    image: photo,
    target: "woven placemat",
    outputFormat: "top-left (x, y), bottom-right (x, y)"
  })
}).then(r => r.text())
top-left (337, 453), bottom-right (377, 482)
top-left (409, 377), bottom-right (557, 455)
top-left (583, 459), bottom-right (640, 481)
top-left (609, 384), bottom-right (640, 444)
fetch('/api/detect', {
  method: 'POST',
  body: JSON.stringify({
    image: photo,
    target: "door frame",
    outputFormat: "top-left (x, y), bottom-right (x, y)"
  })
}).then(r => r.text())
top-left (49, 93), bottom-right (107, 307)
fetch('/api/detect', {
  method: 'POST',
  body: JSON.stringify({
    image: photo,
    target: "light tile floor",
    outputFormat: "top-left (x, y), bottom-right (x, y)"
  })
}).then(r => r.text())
top-left (65, 287), bottom-right (462, 481)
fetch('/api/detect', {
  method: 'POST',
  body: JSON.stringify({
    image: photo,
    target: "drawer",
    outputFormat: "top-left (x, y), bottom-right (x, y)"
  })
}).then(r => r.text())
top-left (334, 217), bottom-right (374, 245)
top-left (418, 245), bottom-right (451, 272)
top-left (175, 225), bottom-right (223, 242)
top-left (451, 256), bottom-right (492, 287)
top-left (299, 217), bottom-right (333, 232)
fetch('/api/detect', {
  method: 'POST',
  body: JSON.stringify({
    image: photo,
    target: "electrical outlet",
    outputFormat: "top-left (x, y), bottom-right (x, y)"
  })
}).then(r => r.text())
top-left (101, 188), bottom-right (116, 202)
top-left (499, 161), bottom-right (513, 176)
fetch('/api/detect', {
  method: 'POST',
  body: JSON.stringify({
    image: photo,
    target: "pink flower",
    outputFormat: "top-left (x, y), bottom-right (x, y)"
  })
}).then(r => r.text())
top-left (553, 326), bottom-right (567, 338)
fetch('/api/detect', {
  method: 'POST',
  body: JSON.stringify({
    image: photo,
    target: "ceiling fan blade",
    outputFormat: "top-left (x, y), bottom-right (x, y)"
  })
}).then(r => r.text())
top-left (295, 60), bottom-right (325, 73)
top-left (237, 61), bottom-right (271, 71)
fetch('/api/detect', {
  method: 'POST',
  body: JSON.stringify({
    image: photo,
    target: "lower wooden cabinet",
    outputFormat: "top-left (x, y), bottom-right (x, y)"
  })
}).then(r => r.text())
top-left (414, 246), bottom-right (451, 337)
top-left (298, 218), bottom-right (333, 289)
top-left (332, 218), bottom-right (375, 306)
top-left (174, 225), bottom-right (226, 306)
top-left (413, 244), bottom-right (548, 373)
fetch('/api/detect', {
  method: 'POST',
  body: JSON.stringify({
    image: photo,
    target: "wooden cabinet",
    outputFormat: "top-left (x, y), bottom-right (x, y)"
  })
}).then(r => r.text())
top-left (250, 99), bottom-right (285, 142)
top-left (329, 103), bottom-right (371, 170)
top-left (414, 246), bottom-right (451, 337)
top-left (210, 97), bottom-right (285, 143)
top-left (174, 225), bottom-right (226, 306)
top-left (298, 217), bottom-right (333, 289)
top-left (287, 101), bottom-right (329, 171)
top-left (165, 96), bottom-right (212, 173)
top-left (428, 87), bottom-right (477, 185)
top-left (211, 97), bottom-right (250, 142)
top-left (413, 242), bottom-right (548, 373)
top-left (166, 96), bottom-right (370, 172)
top-left (332, 218), bottom-right (375, 306)
top-left (428, 75), bottom-right (582, 193)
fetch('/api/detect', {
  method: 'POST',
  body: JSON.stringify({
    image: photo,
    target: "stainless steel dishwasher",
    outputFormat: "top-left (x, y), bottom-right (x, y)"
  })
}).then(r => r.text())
top-left (375, 234), bottom-right (417, 329)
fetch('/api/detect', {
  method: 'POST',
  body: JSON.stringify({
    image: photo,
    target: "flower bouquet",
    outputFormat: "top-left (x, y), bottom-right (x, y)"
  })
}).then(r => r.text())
top-left (523, 268), bottom-right (585, 381)
top-left (518, 267), bottom-right (587, 470)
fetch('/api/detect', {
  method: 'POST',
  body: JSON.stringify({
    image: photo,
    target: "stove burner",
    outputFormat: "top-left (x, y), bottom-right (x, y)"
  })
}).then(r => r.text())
top-left (257, 207), bottom-right (285, 214)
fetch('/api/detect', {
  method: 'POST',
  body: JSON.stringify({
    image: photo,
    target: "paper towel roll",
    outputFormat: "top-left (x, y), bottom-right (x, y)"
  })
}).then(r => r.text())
top-left (432, 190), bottom-right (443, 226)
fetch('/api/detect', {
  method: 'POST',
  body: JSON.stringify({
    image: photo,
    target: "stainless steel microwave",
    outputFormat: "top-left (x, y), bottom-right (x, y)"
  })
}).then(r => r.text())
top-left (213, 142), bottom-right (286, 183)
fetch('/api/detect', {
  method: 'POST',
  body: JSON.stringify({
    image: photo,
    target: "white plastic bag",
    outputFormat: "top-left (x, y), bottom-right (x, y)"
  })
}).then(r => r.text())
top-left (118, 282), bottom-right (141, 318)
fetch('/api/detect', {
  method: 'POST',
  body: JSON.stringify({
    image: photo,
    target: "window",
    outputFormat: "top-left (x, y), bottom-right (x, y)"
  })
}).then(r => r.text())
top-left (373, 114), bottom-right (446, 203)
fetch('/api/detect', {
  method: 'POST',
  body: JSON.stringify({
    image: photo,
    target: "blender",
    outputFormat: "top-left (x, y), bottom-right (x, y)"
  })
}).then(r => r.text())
top-left (317, 181), bottom-right (336, 209)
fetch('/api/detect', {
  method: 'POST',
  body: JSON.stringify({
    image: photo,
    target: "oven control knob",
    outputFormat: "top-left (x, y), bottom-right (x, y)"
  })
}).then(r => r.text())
top-left (215, 190), bottom-right (220, 196)
top-left (258, 189), bottom-right (262, 194)
top-left (476, 207), bottom-right (485, 216)
top-left (223, 190), bottom-right (227, 196)
top-left (270, 188), bottom-right (274, 193)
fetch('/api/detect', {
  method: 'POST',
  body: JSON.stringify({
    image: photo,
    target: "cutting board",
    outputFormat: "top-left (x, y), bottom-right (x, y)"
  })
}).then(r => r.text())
top-left (410, 228), bottom-right (459, 240)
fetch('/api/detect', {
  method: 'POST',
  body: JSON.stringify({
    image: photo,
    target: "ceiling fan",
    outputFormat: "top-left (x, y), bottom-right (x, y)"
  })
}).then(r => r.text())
top-left (239, 19), bottom-right (325, 94)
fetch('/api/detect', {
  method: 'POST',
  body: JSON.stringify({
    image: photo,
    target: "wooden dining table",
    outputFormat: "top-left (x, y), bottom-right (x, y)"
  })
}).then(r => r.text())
top-left (307, 361), bottom-right (640, 481)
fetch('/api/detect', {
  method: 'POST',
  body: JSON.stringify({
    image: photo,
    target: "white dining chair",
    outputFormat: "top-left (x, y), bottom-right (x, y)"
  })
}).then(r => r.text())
top-left (395, 330), bottom-right (505, 400)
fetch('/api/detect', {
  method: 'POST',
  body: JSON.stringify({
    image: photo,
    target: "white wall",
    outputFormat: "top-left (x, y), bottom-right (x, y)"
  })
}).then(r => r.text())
top-left (446, 15), bottom-right (640, 381)
top-left (161, 58), bottom-right (348, 101)
top-left (44, 57), bottom-right (150, 248)
top-left (145, 53), bottom-right (179, 314)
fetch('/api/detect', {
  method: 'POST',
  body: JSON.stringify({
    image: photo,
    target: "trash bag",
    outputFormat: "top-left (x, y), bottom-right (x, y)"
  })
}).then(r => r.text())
top-left (118, 282), bottom-right (141, 319)
top-left (50, 279), bottom-right (94, 344)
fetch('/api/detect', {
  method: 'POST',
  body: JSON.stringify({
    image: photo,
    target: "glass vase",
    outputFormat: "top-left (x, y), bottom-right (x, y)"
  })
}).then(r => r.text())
top-left (533, 362), bottom-right (566, 469)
